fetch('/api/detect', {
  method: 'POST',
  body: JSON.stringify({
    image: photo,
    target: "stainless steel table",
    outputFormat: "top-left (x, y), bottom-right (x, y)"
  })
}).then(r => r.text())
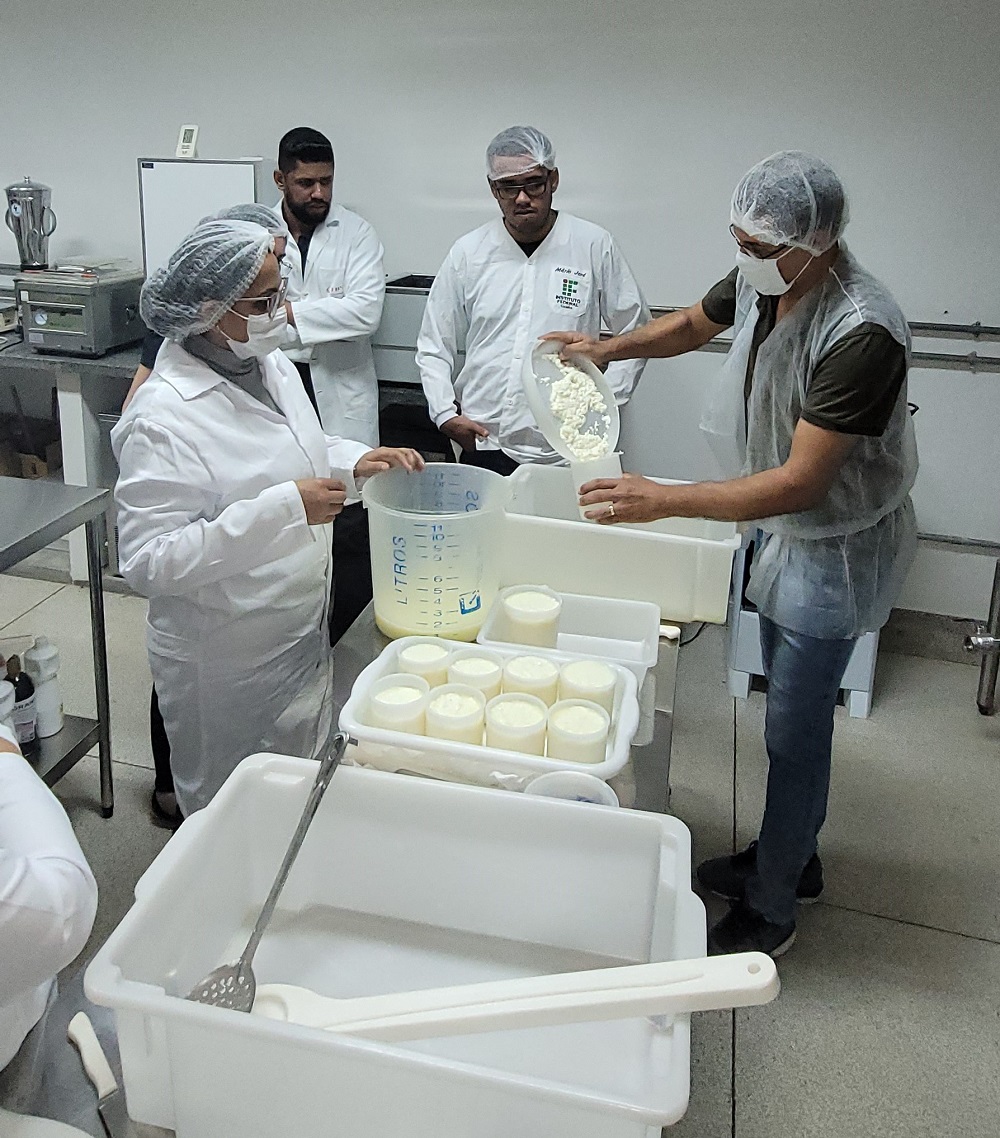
top-left (0, 476), bottom-right (113, 815)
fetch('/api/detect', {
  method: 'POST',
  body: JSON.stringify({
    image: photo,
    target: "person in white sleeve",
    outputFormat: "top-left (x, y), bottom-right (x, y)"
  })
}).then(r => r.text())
top-left (417, 125), bottom-right (650, 474)
top-left (113, 218), bottom-right (422, 816)
top-left (0, 722), bottom-right (97, 1093)
top-left (273, 127), bottom-right (386, 642)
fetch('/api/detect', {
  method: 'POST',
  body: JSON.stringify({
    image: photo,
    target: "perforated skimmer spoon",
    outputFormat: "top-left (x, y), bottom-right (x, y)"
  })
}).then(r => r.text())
top-left (186, 731), bottom-right (349, 1012)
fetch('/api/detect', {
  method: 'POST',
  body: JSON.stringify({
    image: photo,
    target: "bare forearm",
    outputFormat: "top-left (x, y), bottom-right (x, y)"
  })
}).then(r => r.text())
top-left (602, 308), bottom-right (712, 362)
top-left (656, 467), bottom-right (827, 523)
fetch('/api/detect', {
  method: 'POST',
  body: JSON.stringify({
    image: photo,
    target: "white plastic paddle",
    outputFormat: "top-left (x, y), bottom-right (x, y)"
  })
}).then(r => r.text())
top-left (252, 951), bottom-right (778, 1042)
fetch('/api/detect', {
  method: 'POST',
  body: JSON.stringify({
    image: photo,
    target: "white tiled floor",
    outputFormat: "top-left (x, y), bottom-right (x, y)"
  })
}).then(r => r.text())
top-left (2, 572), bottom-right (997, 1137)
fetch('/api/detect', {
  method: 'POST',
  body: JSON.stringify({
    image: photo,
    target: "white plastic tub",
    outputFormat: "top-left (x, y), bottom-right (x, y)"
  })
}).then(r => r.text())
top-left (340, 636), bottom-right (639, 790)
top-left (85, 756), bottom-right (707, 1138)
top-left (478, 586), bottom-right (661, 684)
top-left (503, 465), bottom-right (741, 624)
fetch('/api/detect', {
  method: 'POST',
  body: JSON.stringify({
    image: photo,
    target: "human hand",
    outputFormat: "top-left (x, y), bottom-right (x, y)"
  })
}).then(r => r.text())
top-left (354, 447), bottom-right (426, 478)
top-left (578, 473), bottom-right (673, 525)
top-left (539, 330), bottom-right (610, 369)
top-left (439, 414), bottom-right (490, 452)
top-left (296, 477), bottom-right (347, 524)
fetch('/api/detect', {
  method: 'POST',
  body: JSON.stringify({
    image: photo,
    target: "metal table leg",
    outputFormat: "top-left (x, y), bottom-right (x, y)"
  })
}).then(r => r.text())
top-left (85, 517), bottom-right (114, 816)
top-left (976, 560), bottom-right (1000, 716)
top-left (965, 558), bottom-right (1000, 716)
top-left (632, 627), bottom-right (680, 814)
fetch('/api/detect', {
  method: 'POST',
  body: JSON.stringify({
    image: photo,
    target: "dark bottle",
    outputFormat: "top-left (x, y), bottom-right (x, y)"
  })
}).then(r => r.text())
top-left (6, 654), bottom-right (37, 751)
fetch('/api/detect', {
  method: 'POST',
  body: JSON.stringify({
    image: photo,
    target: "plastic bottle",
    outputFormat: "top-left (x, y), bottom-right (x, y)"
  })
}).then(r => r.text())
top-left (24, 636), bottom-right (64, 738)
top-left (5, 655), bottom-right (37, 751)
top-left (0, 679), bottom-right (16, 737)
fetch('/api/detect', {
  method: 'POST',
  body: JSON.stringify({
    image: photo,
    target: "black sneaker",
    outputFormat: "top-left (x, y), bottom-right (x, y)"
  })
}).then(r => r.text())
top-left (696, 841), bottom-right (823, 904)
top-left (708, 901), bottom-right (796, 957)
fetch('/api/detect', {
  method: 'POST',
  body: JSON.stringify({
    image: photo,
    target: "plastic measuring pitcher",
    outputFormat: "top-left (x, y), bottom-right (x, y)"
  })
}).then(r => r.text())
top-left (363, 463), bottom-right (511, 641)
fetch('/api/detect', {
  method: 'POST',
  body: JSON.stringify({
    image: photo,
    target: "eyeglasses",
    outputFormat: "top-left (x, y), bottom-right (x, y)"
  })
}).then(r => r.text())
top-left (492, 175), bottom-right (551, 201)
top-left (729, 224), bottom-right (787, 260)
top-left (232, 273), bottom-right (288, 319)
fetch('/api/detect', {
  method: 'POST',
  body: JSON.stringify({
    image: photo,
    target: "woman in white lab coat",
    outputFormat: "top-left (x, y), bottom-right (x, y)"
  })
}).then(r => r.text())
top-left (0, 722), bottom-right (97, 1109)
top-left (113, 220), bottom-right (421, 816)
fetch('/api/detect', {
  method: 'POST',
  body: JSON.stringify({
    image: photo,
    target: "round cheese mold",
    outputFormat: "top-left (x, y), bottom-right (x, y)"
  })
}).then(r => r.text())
top-left (547, 698), bottom-right (611, 764)
top-left (485, 693), bottom-right (548, 755)
top-left (502, 654), bottom-right (560, 705)
top-left (501, 588), bottom-right (562, 648)
top-left (397, 639), bottom-right (453, 688)
top-left (558, 659), bottom-right (617, 714)
top-left (425, 683), bottom-right (486, 745)
top-left (447, 651), bottom-right (503, 700)
top-left (367, 673), bottom-right (430, 733)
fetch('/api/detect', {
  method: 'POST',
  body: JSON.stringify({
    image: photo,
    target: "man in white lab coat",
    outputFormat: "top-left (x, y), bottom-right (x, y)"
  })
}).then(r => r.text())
top-left (273, 127), bottom-right (386, 641)
top-left (0, 723), bottom-right (97, 1108)
top-left (417, 125), bottom-right (649, 474)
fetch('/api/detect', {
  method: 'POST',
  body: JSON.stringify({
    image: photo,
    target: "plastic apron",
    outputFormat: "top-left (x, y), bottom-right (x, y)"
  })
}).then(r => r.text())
top-left (148, 623), bottom-right (333, 816)
top-left (699, 299), bottom-right (758, 478)
top-left (699, 256), bottom-right (918, 640)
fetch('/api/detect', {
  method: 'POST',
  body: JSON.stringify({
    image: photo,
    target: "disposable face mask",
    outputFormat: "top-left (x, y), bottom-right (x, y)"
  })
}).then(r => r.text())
top-left (735, 248), bottom-right (811, 296)
top-left (225, 307), bottom-right (288, 359)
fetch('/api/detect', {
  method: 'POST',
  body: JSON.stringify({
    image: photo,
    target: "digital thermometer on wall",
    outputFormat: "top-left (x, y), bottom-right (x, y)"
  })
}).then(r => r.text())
top-left (175, 125), bottom-right (199, 159)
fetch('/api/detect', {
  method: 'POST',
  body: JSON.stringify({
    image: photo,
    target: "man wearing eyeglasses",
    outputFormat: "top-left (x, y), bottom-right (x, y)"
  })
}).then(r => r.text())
top-left (273, 126), bottom-right (386, 642)
top-left (417, 125), bottom-right (649, 473)
top-left (548, 151), bottom-right (918, 960)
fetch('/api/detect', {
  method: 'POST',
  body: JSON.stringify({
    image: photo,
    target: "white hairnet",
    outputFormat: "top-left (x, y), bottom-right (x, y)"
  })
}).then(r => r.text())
top-left (731, 151), bottom-right (849, 255)
top-left (140, 219), bottom-right (272, 340)
top-left (487, 126), bottom-right (556, 181)
top-left (201, 203), bottom-right (289, 238)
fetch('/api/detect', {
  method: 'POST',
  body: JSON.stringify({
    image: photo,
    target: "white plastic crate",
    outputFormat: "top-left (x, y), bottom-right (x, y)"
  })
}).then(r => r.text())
top-left (85, 756), bottom-right (707, 1138)
top-left (340, 636), bottom-right (639, 789)
top-left (477, 586), bottom-right (661, 684)
top-left (502, 465), bottom-right (741, 624)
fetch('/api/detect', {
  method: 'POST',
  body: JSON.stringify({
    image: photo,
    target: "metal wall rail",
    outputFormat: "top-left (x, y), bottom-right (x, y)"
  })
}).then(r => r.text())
top-left (648, 308), bottom-right (1000, 373)
top-left (917, 534), bottom-right (1000, 559)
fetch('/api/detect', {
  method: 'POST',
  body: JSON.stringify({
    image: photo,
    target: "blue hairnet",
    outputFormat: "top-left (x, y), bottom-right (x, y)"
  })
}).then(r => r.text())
top-left (487, 126), bottom-right (556, 181)
top-left (731, 151), bottom-right (849, 255)
top-left (140, 219), bottom-right (272, 340)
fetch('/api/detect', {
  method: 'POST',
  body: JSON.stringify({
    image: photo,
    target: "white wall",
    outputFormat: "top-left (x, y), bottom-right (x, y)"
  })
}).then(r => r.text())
top-left (3, 0), bottom-right (998, 615)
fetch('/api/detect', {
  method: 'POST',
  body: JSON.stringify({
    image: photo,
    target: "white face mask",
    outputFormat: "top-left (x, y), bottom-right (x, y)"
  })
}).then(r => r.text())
top-left (735, 247), bottom-right (811, 296)
top-left (225, 307), bottom-right (288, 360)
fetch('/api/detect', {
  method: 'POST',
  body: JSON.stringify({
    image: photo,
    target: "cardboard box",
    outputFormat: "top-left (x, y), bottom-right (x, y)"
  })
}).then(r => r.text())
top-left (19, 440), bottom-right (62, 480)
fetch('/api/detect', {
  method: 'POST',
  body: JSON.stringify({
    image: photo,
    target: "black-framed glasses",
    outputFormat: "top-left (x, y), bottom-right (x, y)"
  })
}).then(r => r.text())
top-left (492, 174), bottom-right (551, 201)
top-left (232, 273), bottom-right (288, 319)
top-left (729, 224), bottom-right (787, 260)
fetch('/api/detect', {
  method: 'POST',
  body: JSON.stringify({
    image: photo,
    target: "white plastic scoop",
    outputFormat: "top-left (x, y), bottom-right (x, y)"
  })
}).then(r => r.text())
top-left (521, 339), bottom-right (623, 520)
top-left (252, 951), bottom-right (778, 1042)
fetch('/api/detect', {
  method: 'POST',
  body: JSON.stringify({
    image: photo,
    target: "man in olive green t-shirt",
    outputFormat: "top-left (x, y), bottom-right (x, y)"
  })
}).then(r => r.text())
top-left (545, 150), bottom-right (917, 959)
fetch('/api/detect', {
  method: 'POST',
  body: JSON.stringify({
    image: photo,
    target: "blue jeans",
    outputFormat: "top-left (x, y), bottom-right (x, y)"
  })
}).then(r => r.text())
top-left (744, 616), bottom-right (856, 925)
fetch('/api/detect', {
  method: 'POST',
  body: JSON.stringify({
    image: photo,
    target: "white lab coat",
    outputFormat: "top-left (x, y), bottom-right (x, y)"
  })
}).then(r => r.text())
top-left (417, 212), bottom-right (650, 464)
top-left (0, 723), bottom-right (97, 1072)
top-left (112, 341), bottom-right (369, 815)
top-left (276, 202), bottom-right (385, 447)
